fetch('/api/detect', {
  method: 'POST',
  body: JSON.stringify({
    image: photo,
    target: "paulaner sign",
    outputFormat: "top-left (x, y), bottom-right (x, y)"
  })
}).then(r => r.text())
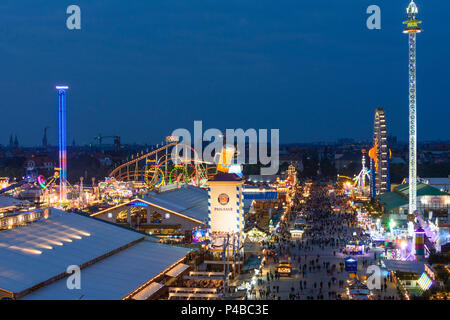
top-left (207, 174), bottom-right (245, 253)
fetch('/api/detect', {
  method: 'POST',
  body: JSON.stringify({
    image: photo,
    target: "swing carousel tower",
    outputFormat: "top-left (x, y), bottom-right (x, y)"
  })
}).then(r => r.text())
top-left (403, 0), bottom-right (422, 214)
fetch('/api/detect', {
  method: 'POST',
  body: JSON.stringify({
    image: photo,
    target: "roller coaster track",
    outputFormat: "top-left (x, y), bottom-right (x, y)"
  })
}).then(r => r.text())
top-left (109, 142), bottom-right (216, 187)
top-left (109, 142), bottom-right (177, 178)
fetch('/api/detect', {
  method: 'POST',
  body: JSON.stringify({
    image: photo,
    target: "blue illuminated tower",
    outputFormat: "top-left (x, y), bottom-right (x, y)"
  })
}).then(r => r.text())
top-left (56, 85), bottom-right (69, 202)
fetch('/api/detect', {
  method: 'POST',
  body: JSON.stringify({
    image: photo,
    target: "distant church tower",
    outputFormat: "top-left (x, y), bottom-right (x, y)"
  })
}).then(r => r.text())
top-left (43, 126), bottom-right (49, 148)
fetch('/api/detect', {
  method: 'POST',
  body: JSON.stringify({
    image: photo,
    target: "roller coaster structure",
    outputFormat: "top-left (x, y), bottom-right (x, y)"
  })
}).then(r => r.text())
top-left (109, 142), bottom-right (217, 188)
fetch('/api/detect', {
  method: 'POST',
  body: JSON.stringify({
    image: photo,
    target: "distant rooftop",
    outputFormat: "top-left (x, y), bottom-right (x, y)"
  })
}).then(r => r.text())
top-left (0, 196), bottom-right (30, 209)
top-left (377, 182), bottom-right (449, 211)
top-left (395, 182), bottom-right (449, 197)
top-left (404, 177), bottom-right (450, 192)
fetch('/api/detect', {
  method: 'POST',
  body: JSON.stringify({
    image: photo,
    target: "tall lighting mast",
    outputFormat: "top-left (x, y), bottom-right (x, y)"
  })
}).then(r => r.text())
top-left (56, 85), bottom-right (69, 203)
top-left (403, 1), bottom-right (422, 214)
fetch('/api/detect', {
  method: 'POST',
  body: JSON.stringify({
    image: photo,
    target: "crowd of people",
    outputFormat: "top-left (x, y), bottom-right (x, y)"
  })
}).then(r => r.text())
top-left (249, 182), bottom-right (399, 300)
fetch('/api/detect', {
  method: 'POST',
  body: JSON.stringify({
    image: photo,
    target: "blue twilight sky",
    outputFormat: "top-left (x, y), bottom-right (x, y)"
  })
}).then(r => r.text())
top-left (0, 0), bottom-right (449, 146)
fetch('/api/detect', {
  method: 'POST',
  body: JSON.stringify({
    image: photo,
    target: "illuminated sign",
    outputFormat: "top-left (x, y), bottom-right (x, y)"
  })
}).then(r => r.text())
top-left (218, 193), bottom-right (229, 206)
top-left (128, 201), bottom-right (149, 207)
top-left (345, 257), bottom-right (358, 272)
top-left (192, 228), bottom-right (208, 243)
top-left (165, 136), bottom-right (179, 143)
top-left (277, 262), bottom-right (292, 275)
top-left (417, 272), bottom-right (432, 290)
top-left (208, 182), bottom-right (244, 252)
top-left (431, 197), bottom-right (441, 204)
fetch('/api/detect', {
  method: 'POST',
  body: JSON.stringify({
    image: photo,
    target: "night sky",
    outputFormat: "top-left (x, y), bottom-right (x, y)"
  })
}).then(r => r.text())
top-left (0, 0), bottom-right (448, 146)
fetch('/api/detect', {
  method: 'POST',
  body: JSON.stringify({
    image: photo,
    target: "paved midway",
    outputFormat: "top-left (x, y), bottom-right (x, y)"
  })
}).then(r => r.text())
top-left (248, 183), bottom-right (400, 300)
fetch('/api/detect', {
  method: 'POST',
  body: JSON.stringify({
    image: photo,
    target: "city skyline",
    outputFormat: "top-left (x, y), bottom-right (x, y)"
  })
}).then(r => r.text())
top-left (1, 1), bottom-right (449, 146)
top-left (0, 0), bottom-right (449, 304)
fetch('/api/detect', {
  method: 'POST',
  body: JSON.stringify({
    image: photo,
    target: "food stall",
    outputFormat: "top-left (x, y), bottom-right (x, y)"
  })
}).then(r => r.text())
top-left (345, 240), bottom-right (365, 255)
top-left (289, 229), bottom-right (304, 240)
top-left (277, 261), bottom-right (292, 276)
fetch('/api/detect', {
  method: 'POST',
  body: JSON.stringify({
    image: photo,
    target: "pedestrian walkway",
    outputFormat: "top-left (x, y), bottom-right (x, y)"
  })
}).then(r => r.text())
top-left (247, 183), bottom-right (401, 300)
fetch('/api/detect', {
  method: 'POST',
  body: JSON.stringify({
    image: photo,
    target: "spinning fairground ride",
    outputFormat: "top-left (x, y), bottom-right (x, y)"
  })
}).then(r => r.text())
top-left (1, 165), bottom-right (78, 206)
top-left (337, 150), bottom-right (371, 198)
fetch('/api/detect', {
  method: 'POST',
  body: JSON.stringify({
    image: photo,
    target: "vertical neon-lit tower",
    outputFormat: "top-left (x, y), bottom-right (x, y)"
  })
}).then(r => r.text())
top-left (373, 108), bottom-right (390, 194)
top-left (403, 1), bottom-right (422, 214)
top-left (415, 227), bottom-right (425, 260)
top-left (56, 85), bottom-right (69, 202)
top-left (369, 144), bottom-right (377, 200)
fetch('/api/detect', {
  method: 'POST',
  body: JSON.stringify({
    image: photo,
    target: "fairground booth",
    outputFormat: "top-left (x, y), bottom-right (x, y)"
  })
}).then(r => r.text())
top-left (344, 257), bottom-right (358, 272)
top-left (345, 240), bottom-right (365, 255)
top-left (381, 260), bottom-right (436, 299)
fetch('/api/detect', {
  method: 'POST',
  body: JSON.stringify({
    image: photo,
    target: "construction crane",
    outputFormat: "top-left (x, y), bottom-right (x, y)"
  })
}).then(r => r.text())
top-left (93, 134), bottom-right (121, 152)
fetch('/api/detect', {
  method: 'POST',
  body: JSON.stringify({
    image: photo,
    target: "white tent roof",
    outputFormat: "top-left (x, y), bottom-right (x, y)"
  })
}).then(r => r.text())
top-left (166, 263), bottom-right (190, 278)
top-left (381, 260), bottom-right (425, 274)
top-left (21, 240), bottom-right (190, 300)
top-left (131, 282), bottom-right (164, 300)
top-left (404, 177), bottom-right (450, 192)
top-left (143, 185), bottom-right (208, 222)
top-left (0, 209), bottom-right (191, 298)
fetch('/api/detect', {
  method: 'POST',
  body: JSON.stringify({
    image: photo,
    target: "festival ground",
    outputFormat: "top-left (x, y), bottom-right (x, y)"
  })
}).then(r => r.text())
top-left (244, 184), bottom-right (401, 300)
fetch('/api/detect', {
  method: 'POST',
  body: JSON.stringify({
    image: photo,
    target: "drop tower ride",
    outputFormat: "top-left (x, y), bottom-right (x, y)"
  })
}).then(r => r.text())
top-left (403, 1), bottom-right (422, 214)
